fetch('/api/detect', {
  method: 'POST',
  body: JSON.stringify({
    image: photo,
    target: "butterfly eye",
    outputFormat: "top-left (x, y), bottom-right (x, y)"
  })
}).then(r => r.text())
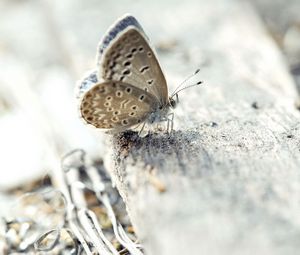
top-left (170, 98), bottom-right (177, 108)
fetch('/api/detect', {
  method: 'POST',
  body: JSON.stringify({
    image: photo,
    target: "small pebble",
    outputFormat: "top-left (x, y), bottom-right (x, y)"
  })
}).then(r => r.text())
top-left (251, 102), bottom-right (259, 109)
top-left (210, 122), bottom-right (218, 127)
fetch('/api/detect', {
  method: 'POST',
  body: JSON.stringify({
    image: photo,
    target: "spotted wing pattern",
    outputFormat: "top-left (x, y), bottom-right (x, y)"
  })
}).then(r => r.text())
top-left (79, 81), bottom-right (158, 130)
top-left (97, 15), bottom-right (169, 107)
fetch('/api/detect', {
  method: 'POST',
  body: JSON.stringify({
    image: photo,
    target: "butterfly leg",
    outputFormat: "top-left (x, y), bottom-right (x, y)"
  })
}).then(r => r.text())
top-left (166, 118), bottom-right (170, 133)
top-left (167, 112), bottom-right (174, 134)
top-left (170, 113), bottom-right (174, 133)
top-left (138, 120), bottom-right (147, 136)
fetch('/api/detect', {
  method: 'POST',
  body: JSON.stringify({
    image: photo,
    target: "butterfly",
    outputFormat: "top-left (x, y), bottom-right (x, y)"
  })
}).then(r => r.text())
top-left (76, 14), bottom-right (201, 133)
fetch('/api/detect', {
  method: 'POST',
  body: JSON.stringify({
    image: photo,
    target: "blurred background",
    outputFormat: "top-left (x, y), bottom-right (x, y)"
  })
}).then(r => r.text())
top-left (0, 0), bottom-right (300, 225)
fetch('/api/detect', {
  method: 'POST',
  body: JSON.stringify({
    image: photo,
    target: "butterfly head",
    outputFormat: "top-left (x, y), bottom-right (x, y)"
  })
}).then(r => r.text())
top-left (169, 96), bottom-right (178, 109)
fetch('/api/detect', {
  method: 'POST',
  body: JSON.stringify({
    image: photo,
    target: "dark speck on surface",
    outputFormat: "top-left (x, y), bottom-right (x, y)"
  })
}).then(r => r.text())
top-left (251, 102), bottom-right (259, 109)
top-left (210, 122), bottom-right (218, 127)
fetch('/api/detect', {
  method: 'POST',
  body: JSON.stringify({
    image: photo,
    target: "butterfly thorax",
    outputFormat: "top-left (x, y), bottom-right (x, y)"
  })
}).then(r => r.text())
top-left (147, 97), bottom-right (175, 124)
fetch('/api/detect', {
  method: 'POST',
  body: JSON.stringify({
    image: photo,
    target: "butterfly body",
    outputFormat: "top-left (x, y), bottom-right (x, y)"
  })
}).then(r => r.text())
top-left (77, 14), bottom-right (180, 133)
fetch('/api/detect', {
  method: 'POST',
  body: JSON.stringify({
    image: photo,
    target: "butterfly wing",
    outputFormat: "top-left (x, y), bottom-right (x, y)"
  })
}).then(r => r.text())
top-left (97, 14), bottom-right (169, 106)
top-left (79, 80), bottom-right (158, 131)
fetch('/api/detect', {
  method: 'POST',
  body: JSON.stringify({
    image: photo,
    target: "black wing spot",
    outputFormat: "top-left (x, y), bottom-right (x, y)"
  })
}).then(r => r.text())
top-left (147, 79), bottom-right (154, 85)
top-left (109, 61), bottom-right (116, 69)
top-left (112, 116), bottom-right (119, 122)
top-left (116, 91), bottom-right (123, 97)
top-left (113, 53), bottom-right (121, 60)
top-left (123, 61), bottom-right (131, 67)
top-left (131, 48), bottom-right (137, 54)
top-left (99, 86), bottom-right (106, 93)
top-left (132, 105), bottom-right (137, 110)
top-left (139, 95), bottom-right (145, 101)
top-left (126, 53), bottom-right (133, 59)
top-left (147, 51), bottom-right (152, 57)
top-left (126, 87), bottom-right (132, 93)
top-left (122, 119), bottom-right (129, 125)
top-left (108, 70), bottom-right (115, 78)
top-left (139, 46), bottom-right (144, 52)
top-left (123, 69), bottom-right (131, 75)
top-left (140, 66), bottom-right (150, 73)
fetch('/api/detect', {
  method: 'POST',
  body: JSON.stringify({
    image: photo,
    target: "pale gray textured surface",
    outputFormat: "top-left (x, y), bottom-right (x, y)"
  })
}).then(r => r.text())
top-left (1, 0), bottom-right (300, 253)
top-left (105, 1), bottom-right (300, 254)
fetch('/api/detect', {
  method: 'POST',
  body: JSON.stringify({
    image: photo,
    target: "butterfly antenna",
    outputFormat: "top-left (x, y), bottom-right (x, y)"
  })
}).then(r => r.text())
top-left (172, 81), bottom-right (203, 97)
top-left (171, 69), bottom-right (202, 97)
